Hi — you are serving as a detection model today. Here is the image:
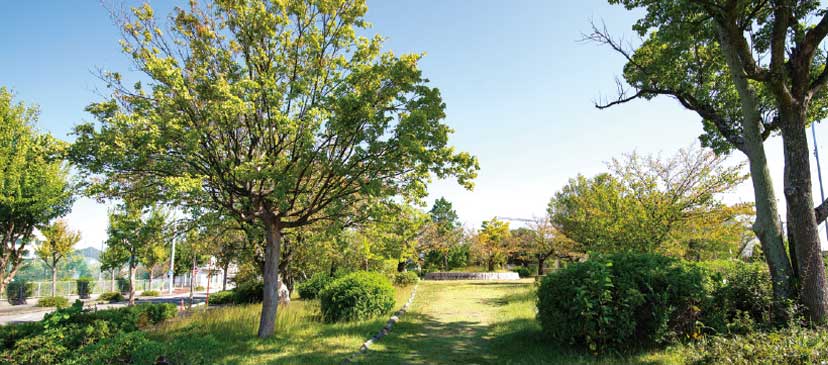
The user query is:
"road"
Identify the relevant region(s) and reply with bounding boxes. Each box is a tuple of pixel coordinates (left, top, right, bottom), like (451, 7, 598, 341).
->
(0, 293, 208, 325)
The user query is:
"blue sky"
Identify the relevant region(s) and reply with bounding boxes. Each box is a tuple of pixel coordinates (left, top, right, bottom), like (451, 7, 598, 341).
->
(2, 1, 826, 249)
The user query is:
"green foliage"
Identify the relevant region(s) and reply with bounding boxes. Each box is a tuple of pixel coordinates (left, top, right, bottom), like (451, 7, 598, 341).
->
(233, 281, 265, 304)
(141, 290, 160, 297)
(36, 296, 69, 308)
(548, 147, 750, 256)
(65, 331, 162, 365)
(0, 300, 176, 365)
(472, 218, 513, 271)
(116, 277, 130, 293)
(6, 281, 33, 305)
(297, 272, 334, 300)
(76, 277, 94, 299)
(511, 266, 531, 278)
(0, 87, 73, 296)
(319, 271, 395, 323)
(700, 260, 774, 333)
(537, 253, 709, 353)
(98, 291, 125, 303)
(688, 326, 828, 365)
(209, 290, 237, 305)
(393, 271, 419, 287)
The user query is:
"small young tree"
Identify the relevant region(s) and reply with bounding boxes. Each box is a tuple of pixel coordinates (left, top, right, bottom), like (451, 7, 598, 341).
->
(523, 215, 577, 275)
(0, 87, 73, 295)
(104, 204, 167, 305)
(472, 218, 513, 271)
(36, 220, 81, 296)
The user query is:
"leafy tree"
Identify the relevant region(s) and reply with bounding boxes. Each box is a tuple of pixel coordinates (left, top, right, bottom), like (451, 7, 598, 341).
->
(71, 0, 477, 337)
(549, 145, 748, 254)
(522, 215, 578, 275)
(472, 218, 512, 271)
(420, 198, 464, 270)
(36, 220, 81, 296)
(0, 87, 73, 295)
(606, 0, 828, 324)
(104, 204, 167, 305)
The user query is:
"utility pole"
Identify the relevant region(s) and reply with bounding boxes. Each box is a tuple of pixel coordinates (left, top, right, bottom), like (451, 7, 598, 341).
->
(812, 123, 828, 244)
(168, 230, 176, 295)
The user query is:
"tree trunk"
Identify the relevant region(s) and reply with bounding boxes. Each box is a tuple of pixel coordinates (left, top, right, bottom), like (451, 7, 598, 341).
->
(716, 26, 794, 320)
(788, 209, 800, 280)
(258, 214, 282, 339)
(128, 258, 136, 306)
(443, 252, 448, 271)
(222, 262, 229, 292)
(148, 270, 154, 292)
(189, 256, 195, 308)
(51, 266, 57, 297)
(537, 255, 545, 276)
(781, 113, 828, 323)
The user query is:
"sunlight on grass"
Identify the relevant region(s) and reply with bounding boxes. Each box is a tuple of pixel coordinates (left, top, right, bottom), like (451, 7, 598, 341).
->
(147, 286, 414, 365)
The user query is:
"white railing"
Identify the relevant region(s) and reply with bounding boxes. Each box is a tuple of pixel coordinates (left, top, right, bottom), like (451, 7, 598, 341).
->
(3, 275, 226, 300)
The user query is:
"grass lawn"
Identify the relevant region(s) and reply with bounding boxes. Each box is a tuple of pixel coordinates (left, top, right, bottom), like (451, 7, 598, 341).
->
(353, 279, 689, 365)
(144, 286, 414, 365)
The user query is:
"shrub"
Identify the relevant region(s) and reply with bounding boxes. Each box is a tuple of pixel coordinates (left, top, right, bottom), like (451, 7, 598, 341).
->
(233, 281, 264, 303)
(6, 281, 33, 305)
(511, 266, 531, 278)
(320, 271, 395, 323)
(142, 290, 160, 297)
(688, 326, 828, 365)
(98, 291, 125, 303)
(209, 290, 237, 305)
(700, 260, 774, 333)
(65, 331, 164, 365)
(297, 273, 333, 299)
(195, 285, 205, 291)
(37, 296, 69, 308)
(537, 253, 708, 353)
(117, 277, 130, 293)
(393, 271, 419, 287)
(76, 277, 94, 299)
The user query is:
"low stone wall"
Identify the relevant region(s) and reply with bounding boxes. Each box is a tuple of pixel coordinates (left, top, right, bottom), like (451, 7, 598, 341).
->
(424, 272, 520, 280)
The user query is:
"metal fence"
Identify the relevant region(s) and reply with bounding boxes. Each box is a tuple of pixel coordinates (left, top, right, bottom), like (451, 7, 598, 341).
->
(2, 275, 226, 300)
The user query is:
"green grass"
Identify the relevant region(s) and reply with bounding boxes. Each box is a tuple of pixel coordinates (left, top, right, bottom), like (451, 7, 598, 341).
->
(144, 285, 414, 365)
(353, 280, 688, 365)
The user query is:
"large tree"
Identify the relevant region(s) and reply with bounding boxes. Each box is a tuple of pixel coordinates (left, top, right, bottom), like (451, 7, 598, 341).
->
(36, 220, 81, 297)
(521, 215, 578, 275)
(605, 0, 828, 323)
(472, 218, 513, 271)
(0, 87, 73, 295)
(71, 0, 477, 337)
(549, 145, 749, 254)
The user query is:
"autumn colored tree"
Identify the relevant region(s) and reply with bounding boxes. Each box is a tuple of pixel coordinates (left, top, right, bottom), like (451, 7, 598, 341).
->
(0, 87, 73, 295)
(472, 218, 513, 271)
(37, 220, 81, 296)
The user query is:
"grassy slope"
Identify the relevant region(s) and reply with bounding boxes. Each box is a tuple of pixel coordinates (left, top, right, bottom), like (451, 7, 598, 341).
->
(146, 286, 414, 365)
(355, 280, 686, 365)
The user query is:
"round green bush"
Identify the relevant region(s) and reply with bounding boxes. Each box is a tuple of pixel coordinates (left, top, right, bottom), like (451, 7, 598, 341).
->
(141, 290, 160, 297)
(208, 290, 237, 305)
(6, 281, 33, 305)
(319, 271, 395, 323)
(37, 296, 69, 308)
(98, 292, 125, 303)
(297, 273, 333, 299)
(537, 253, 709, 353)
(511, 266, 531, 278)
(233, 281, 264, 303)
(76, 278, 94, 299)
(393, 271, 419, 287)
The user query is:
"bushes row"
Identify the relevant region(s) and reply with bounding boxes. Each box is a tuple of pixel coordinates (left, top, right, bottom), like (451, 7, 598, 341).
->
(537, 253, 774, 354)
(0, 300, 177, 365)
(98, 291, 125, 303)
(687, 326, 828, 365)
(141, 290, 160, 297)
(320, 271, 395, 323)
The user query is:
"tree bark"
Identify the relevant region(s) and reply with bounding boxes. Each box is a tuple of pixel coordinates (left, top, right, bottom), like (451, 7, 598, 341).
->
(781, 113, 828, 323)
(128, 257, 136, 306)
(537, 256, 545, 276)
(148, 270, 154, 292)
(716, 25, 794, 319)
(222, 262, 229, 292)
(258, 214, 282, 339)
(189, 256, 195, 308)
(51, 266, 57, 297)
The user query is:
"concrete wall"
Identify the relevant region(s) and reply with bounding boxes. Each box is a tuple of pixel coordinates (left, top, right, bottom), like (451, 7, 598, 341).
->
(424, 272, 520, 280)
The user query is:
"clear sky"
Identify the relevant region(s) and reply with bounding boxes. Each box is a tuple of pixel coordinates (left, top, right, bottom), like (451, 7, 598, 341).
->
(2, 1, 827, 249)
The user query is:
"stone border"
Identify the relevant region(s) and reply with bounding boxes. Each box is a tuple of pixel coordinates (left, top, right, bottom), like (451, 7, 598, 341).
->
(341, 283, 418, 364)
(424, 272, 520, 280)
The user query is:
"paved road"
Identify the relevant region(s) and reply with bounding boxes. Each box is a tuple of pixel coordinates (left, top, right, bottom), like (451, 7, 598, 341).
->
(0, 293, 208, 325)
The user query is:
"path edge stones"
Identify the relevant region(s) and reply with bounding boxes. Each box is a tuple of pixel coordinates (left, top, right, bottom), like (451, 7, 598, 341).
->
(341, 282, 419, 364)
